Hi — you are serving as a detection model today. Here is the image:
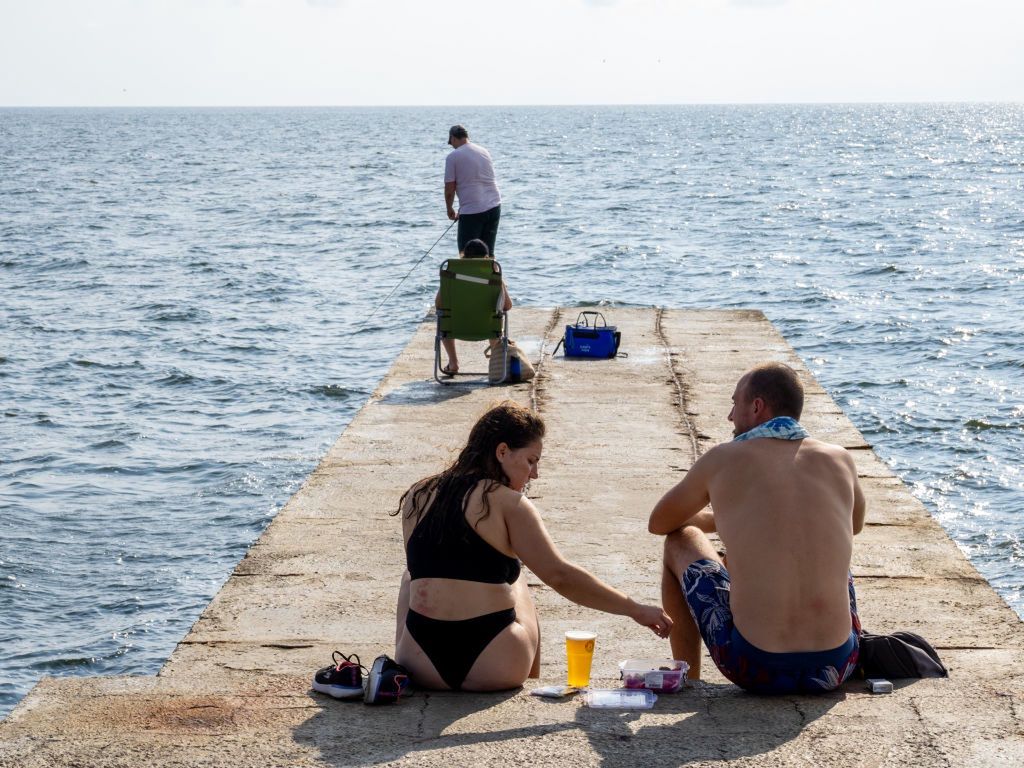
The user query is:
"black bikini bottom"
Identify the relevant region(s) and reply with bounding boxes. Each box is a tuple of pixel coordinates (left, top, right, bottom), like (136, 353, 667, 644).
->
(405, 607, 517, 690)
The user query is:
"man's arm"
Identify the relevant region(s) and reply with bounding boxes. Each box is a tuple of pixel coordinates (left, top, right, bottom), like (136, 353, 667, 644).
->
(444, 181, 457, 220)
(838, 449, 866, 534)
(851, 459, 866, 535)
(648, 450, 718, 535)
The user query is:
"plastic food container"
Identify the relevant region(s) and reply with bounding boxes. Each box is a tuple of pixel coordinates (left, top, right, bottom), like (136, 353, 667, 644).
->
(618, 659, 689, 693)
(584, 689, 658, 709)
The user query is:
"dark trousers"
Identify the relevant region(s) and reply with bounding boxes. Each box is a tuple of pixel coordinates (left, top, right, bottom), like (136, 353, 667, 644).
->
(457, 205, 501, 256)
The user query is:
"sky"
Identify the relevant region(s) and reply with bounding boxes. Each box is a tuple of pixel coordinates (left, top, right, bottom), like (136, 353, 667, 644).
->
(1, 0, 1021, 106)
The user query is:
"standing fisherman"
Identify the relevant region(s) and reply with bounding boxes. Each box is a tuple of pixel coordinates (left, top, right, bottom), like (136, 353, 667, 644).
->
(444, 125, 502, 257)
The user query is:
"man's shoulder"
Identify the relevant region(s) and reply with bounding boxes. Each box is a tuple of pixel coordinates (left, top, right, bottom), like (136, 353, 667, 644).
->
(791, 438, 857, 480)
(710, 436, 849, 462)
(447, 143, 480, 164)
(703, 440, 748, 457)
(692, 441, 741, 470)
(697, 439, 768, 473)
(798, 437, 851, 458)
(464, 142, 491, 159)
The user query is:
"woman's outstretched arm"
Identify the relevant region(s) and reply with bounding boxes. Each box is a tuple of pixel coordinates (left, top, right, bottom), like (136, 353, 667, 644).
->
(504, 494, 672, 638)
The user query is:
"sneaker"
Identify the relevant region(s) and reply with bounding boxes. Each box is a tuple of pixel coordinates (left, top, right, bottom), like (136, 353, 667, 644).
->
(312, 651, 367, 700)
(364, 654, 411, 705)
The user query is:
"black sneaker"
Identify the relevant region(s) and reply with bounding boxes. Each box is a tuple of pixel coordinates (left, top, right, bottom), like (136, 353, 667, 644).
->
(312, 651, 367, 700)
(364, 654, 411, 705)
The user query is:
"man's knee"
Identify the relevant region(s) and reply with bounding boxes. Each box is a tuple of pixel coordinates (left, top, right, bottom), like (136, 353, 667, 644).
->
(663, 526, 714, 578)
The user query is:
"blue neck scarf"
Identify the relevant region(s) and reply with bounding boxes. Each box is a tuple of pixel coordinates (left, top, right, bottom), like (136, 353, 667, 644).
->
(733, 416, 809, 443)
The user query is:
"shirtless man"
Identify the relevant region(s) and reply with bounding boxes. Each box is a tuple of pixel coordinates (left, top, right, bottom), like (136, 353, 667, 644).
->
(649, 362, 866, 694)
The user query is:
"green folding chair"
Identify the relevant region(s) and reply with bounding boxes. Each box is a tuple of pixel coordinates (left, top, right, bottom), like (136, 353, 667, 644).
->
(434, 258, 509, 384)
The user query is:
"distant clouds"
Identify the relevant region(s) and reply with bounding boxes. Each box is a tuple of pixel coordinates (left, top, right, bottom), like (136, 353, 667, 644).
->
(306, 0, 343, 7)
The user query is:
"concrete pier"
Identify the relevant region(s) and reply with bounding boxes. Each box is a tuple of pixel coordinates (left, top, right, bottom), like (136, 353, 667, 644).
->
(2, 308, 1022, 767)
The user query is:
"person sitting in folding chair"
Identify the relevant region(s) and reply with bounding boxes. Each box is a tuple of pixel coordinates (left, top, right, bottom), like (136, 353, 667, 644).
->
(435, 239, 512, 377)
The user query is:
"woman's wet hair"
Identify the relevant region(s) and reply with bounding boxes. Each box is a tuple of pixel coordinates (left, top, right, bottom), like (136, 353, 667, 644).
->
(458, 401, 544, 476)
(395, 402, 545, 534)
(462, 239, 490, 258)
(745, 362, 804, 419)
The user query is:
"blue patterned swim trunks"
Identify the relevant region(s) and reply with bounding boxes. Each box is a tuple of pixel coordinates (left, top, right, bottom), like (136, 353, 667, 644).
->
(682, 559, 861, 694)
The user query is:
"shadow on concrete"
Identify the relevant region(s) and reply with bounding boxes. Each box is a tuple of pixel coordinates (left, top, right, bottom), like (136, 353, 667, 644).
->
(294, 689, 556, 766)
(379, 378, 529, 406)
(294, 683, 845, 766)
(574, 682, 845, 767)
(378, 378, 496, 405)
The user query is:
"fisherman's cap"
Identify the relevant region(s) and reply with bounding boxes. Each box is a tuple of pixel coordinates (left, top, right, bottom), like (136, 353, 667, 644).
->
(448, 124, 469, 140)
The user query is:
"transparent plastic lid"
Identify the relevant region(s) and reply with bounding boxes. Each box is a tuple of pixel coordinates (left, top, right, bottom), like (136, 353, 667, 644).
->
(617, 658, 690, 693)
(618, 659, 688, 674)
(583, 688, 658, 709)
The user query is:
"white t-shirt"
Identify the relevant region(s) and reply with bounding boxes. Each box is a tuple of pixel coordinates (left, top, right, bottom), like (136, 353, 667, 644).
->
(444, 142, 501, 215)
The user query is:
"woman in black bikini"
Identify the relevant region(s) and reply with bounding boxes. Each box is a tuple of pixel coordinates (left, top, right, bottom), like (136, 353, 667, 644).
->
(392, 401, 672, 691)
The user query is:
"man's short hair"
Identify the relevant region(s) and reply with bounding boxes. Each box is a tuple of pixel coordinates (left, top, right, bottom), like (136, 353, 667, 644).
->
(744, 362, 804, 419)
(462, 239, 490, 258)
(448, 124, 469, 140)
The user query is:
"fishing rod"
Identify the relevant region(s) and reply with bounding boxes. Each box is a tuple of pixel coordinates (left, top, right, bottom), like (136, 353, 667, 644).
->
(350, 218, 457, 336)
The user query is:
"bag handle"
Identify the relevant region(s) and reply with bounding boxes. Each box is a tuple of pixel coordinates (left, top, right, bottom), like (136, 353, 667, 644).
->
(484, 335, 510, 359)
(575, 311, 607, 328)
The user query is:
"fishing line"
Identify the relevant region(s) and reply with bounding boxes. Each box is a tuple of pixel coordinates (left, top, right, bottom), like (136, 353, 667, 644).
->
(350, 218, 457, 337)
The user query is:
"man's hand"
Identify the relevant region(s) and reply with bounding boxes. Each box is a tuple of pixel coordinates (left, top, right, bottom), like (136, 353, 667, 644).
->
(444, 181, 457, 220)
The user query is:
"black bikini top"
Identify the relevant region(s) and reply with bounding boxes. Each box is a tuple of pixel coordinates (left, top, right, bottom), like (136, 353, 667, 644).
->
(406, 476, 521, 585)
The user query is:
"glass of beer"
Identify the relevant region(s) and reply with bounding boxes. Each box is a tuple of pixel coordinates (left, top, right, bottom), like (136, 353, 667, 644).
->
(565, 630, 597, 688)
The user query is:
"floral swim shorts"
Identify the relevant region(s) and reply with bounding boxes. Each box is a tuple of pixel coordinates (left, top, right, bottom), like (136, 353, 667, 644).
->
(681, 559, 861, 694)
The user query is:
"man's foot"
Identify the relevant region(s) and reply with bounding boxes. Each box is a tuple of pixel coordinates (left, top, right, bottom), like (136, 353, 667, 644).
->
(440, 363, 458, 377)
(312, 651, 367, 700)
(364, 654, 412, 705)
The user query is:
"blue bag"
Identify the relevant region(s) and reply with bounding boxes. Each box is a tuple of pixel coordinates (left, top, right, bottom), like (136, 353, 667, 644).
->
(554, 312, 622, 358)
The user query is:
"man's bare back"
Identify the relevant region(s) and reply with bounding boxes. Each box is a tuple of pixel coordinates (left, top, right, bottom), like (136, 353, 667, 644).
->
(695, 436, 863, 651)
(649, 362, 866, 692)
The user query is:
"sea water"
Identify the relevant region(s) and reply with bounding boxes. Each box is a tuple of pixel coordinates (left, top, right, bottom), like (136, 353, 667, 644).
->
(1, 104, 1021, 716)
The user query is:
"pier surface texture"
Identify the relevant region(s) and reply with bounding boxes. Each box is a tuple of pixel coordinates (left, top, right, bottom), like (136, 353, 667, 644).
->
(2, 309, 1022, 767)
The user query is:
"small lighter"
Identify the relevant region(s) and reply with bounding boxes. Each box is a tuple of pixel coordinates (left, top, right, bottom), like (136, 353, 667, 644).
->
(866, 678, 893, 694)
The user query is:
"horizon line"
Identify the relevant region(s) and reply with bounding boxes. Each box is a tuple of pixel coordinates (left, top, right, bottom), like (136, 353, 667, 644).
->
(2, 99, 1021, 109)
